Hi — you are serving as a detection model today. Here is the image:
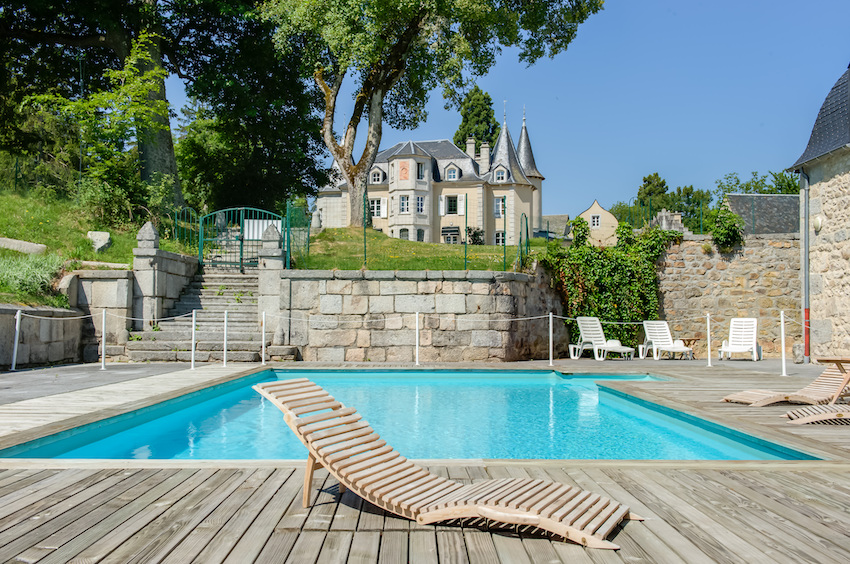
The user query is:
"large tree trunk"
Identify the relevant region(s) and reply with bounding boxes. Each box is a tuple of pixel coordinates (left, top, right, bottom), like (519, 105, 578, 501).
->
(137, 30, 184, 207)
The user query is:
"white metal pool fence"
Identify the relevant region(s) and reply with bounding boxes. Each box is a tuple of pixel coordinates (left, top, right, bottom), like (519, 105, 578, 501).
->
(8, 307, 807, 375)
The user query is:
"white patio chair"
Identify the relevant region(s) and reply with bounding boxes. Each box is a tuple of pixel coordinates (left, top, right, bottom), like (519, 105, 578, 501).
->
(569, 317, 634, 361)
(719, 317, 761, 361)
(640, 320, 693, 360)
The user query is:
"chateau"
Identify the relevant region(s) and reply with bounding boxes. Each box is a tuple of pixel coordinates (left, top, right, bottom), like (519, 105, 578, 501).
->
(315, 116, 544, 245)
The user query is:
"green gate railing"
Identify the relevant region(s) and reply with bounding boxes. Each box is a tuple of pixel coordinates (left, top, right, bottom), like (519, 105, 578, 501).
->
(199, 207, 283, 270)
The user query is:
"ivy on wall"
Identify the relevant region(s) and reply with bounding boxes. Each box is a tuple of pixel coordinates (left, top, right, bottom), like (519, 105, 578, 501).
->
(541, 219, 681, 347)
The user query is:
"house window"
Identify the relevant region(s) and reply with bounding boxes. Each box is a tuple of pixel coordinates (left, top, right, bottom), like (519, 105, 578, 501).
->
(495, 169, 506, 182)
(400, 195, 410, 214)
(416, 196, 425, 214)
(416, 162, 425, 180)
(494, 197, 505, 218)
(446, 195, 458, 214)
(445, 234, 459, 244)
(399, 228, 409, 240)
(370, 198, 381, 217)
(417, 229, 425, 242)
(446, 168, 458, 181)
(495, 231, 505, 246)
(370, 170, 382, 184)
(591, 214, 601, 228)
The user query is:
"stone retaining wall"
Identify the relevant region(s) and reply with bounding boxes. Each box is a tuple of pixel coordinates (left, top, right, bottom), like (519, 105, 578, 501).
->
(259, 260, 567, 362)
(657, 234, 802, 358)
(0, 305, 83, 368)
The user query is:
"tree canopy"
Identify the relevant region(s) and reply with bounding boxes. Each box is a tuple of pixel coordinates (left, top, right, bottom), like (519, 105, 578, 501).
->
(261, 0, 604, 225)
(453, 85, 500, 153)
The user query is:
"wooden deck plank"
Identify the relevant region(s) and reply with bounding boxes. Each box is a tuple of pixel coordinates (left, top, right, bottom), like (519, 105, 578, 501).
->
(161, 468, 276, 564)
(409, 530, 439, 564)
(302, 472, 340, 531)
(347, 530, 380, 564)
(98, 469, 242, 564)
(283, 529, 326, 564)
(377, 530, 408, 564)
(491, 532, 532, 563)
(315, 530, 354, 564)
(462, 530, 500, 564)
(436, 531, 469, 564)
(329, 484, 363, 531)
(67, 468, 210, 564)
(220, 468, 299, 564)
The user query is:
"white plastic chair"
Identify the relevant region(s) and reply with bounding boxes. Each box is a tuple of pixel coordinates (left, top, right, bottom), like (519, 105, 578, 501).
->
(641, 320, 693, 360)
(719, 318, 761, 361)
(569, 317, 634, 361)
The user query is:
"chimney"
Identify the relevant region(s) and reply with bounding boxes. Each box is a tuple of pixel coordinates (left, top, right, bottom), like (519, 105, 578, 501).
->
(466, 137, 476, 158)
(479, 142, 490, 174)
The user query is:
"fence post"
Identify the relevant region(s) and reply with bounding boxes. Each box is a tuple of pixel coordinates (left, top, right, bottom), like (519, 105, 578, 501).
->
(100, 309, 106, 371)
(549, 312, 553, 367)
(11, 309, 21, 371)
(191, 309, 196, 370)
(415, 312, 420, 366)
(262, 311, 266, 366)
(780, 311, 787, 377)
(706, 313, 712, 367)
(223, 310, 228, 367)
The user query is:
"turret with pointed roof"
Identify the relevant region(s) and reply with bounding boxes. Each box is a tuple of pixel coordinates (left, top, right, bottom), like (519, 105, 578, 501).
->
(517, 113, 544, 180)
(488, 118, 532, 185)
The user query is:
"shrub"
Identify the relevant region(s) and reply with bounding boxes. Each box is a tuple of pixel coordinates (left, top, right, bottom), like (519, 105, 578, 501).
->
(712, 208, 745, 252)
(0, 253, 65, 295)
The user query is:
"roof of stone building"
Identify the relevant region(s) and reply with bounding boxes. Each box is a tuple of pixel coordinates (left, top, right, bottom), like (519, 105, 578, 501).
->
(488, 120, 532, 185)
(793, 65, 850, 168)
(375, 139, 483, 182)
(725, 193, 800, 234)
(517, 115, 543, 179)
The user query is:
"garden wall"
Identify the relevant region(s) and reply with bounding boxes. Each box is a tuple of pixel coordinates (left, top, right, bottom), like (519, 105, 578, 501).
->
(656, 234, 802, 358)
(0, 305, 83, 368)
(258, 245, 567, 362)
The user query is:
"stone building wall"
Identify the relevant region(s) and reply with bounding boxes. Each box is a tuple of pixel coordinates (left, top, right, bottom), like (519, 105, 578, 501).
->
(657, 234, 802, 358)
(259, 262, 567, 362)
(805, 149, 850, 357)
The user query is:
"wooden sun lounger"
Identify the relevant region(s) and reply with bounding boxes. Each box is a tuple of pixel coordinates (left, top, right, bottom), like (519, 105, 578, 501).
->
(253, 378, 641, 550)
(723, 359, 850, 407)
(785, 403, 850, 425)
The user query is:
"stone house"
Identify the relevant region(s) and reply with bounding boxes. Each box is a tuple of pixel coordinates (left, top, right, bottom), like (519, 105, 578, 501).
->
(316, 116, 544, 246)
(578, 200, 619, 247)
(791, 64, 850, 357)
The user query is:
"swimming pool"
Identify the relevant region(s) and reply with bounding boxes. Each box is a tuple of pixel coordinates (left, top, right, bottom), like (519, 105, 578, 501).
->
(0, 369, 815, 460)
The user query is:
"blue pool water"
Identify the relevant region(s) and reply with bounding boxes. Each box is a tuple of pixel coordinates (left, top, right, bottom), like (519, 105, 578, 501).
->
(0, 369, 815, 460)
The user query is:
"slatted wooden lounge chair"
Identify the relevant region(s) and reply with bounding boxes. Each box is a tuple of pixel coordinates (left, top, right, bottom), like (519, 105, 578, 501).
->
(722, 365, 850, 407)
(253, 378, 641, 550)
(569, 317, 635, 361)
(640, 320, 693, 360)
(784, 403, 850, 425)
(718, 318, 761, 361)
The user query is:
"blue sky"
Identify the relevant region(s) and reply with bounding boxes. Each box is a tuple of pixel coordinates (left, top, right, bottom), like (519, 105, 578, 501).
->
(168, 0, 850, 219)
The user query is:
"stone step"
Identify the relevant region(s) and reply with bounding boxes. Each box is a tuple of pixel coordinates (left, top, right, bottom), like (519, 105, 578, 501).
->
(128, 350, 261, 362)
(126, 340, 265, 351)
(159, 311, 257, 322)
(129, 330, 261, 341)
(168, 303, 258, 312)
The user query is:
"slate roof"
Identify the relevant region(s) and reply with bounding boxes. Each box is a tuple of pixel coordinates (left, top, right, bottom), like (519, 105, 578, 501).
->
(793, 66, 850, 168)
(726, 194, 800, 235)
(375, 139, 483, 182)
(488, 121, 532, 186)
(517, 116, 543, 179)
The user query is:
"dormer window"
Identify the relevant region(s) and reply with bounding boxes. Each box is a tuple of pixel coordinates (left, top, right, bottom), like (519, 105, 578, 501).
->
(370, 170, 382, 184)
(495, 169, 506, 182)
(446, 167, 458, 181)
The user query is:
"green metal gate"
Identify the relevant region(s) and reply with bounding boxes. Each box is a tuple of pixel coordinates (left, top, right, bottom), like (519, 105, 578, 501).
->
(199, 207, 282, 270)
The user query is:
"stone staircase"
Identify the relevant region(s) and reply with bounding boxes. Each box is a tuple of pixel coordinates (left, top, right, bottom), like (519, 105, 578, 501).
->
(126, 270, 277, 362)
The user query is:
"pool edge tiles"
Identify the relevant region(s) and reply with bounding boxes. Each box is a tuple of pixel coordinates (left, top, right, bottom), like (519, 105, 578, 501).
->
(0, 368, 812, 460)
(597, 385, 820, 461)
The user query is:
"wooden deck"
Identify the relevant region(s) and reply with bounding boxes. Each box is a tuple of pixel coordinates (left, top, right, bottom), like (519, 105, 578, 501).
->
(1, 359, 850, 562)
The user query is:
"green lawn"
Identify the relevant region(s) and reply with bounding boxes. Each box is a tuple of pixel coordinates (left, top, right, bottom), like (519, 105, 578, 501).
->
(301, 227, 543, 271)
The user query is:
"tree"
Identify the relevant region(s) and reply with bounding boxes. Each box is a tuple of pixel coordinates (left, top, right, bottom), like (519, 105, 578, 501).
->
(637, 172, 671, 213)
(453, 86, 499, 153)
(261, 0, 604, 226)
(713, 170, 799, 199)
(0, 0, 185, 205)
(175, 12, 329, 211)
